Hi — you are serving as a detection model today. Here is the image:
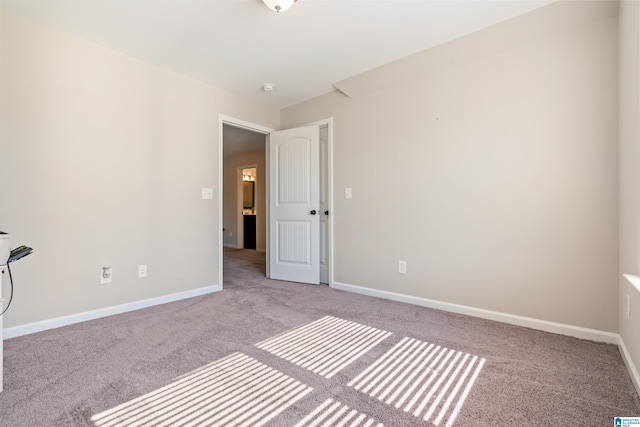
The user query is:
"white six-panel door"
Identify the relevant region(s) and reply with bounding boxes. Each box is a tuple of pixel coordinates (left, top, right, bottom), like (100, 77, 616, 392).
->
(269, 125, 320, 284)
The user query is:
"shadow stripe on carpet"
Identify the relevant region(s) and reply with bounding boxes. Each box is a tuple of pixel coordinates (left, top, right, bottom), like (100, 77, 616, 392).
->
(294, 398, 384, 427)
(348, 337, 486, 427)
(90, 352, 313, 427)
(255, 315, 392, 378)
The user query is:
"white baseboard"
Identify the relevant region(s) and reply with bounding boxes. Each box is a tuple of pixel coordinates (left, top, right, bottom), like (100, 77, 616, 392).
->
(332, 281, 619, 344)
(3, 284, 221, 340)
(618, 336, 640, 396)
(332, 281, 640, 394)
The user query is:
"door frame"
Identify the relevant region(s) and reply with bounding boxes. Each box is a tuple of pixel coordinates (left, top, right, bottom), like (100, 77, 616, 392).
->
(219, 115, 273, 289)
(218, 114, 334, 290)
(306, 118, 334, 286)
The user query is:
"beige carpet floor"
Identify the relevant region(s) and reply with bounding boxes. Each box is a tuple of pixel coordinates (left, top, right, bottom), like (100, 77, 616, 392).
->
(0, 248, 638, 426)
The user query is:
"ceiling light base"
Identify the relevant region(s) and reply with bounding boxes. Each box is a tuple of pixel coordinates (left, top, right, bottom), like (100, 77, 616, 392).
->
(263, 0, 297, 13)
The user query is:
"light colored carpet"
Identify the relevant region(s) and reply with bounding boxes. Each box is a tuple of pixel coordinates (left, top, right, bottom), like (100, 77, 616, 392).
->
(256, 315, 392, 379)
(91, 352, 313, 427)
(0, 248, 638, 426)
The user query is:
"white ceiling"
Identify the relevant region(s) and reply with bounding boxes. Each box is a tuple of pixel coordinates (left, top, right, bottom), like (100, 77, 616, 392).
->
(2, 0, 556, 109)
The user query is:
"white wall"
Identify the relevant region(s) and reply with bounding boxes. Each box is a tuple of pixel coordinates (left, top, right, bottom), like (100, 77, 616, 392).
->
(0, 12, 279, 328)
(282, 1, 619, 332)
(618, 0, 640, 389)
(223, 149, 266, 251)
(0, 1, 630, 342)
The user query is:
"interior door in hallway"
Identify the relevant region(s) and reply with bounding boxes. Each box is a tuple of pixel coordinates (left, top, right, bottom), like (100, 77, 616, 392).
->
(269, 125, 320, 284)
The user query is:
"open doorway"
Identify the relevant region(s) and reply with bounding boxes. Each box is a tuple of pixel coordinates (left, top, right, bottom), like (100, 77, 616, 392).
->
(222, 125, 267, 253)
(218, 115, 333, 290)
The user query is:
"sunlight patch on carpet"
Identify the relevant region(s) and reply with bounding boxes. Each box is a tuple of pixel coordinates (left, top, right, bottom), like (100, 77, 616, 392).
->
(348, 337, 485, 426)
(294, 398, 384, 427)
(90, 352, 312, 427)
(256, 316, 392, 378)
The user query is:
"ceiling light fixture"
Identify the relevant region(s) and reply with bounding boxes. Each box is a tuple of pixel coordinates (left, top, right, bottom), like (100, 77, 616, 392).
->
(262, 0, 297, 13)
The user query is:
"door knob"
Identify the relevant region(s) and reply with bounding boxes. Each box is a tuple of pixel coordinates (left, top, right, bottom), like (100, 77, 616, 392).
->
(310, 210, 317, 215)
(324, 210, 329, 215)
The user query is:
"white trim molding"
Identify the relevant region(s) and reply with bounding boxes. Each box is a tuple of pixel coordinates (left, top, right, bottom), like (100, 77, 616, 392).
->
(622, 274, 640, 395)
(3, 285, 220, 339)
(304, 118, 334, 288)
(332, 281, 619, 344)
(619, 336, 640, 396)
(332, 280, 640, 395)
(623, 274, 640, 293)
(218, 114, 274, 290)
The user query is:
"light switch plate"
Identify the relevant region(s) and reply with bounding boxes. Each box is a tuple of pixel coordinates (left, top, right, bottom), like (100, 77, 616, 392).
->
(398, 260, 407, 275)
(202, 187, 214, 200)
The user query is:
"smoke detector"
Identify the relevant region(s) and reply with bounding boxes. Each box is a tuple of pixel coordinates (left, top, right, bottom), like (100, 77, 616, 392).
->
(262, 83, 275, 92)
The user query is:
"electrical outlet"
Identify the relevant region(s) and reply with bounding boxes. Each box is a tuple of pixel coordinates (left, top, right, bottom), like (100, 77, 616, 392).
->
(138, 264, 147, 278)
(100, 267, 112, 284)
(398, 260, 407, 275)
(627, 294, 631, 320)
